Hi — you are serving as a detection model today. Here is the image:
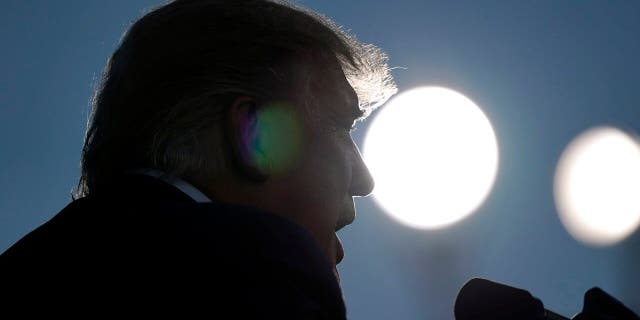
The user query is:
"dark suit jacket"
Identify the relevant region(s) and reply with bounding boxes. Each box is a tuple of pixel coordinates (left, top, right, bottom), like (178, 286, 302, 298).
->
(0, 174, 346, 319)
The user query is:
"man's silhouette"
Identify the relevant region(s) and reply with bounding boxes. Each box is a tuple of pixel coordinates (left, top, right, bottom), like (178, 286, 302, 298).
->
(0, 0, 396, 317)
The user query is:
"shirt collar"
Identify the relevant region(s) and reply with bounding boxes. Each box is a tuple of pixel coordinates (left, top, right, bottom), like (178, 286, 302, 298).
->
(132, 168, 212, 203)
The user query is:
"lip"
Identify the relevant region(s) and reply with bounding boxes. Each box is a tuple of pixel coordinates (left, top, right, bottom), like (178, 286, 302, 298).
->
(335, 233, 344, 264)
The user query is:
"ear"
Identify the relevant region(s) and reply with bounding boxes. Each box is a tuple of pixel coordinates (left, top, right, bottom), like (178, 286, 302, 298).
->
(228, 96, 269, 182)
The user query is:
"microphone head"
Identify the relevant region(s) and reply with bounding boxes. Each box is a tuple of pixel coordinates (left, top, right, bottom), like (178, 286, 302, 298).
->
(454, 278, 546, 320)
(580, 287, 640, 320)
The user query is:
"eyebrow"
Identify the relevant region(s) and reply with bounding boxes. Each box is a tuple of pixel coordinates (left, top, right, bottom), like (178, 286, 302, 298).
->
(346, 89, 363, 120)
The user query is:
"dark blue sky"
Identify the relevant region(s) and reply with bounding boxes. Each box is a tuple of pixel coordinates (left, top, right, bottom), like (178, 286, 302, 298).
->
(1, 1, 639, 318)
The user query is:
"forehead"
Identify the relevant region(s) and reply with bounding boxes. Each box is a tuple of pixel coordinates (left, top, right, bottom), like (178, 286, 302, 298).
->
(311, 60, 362, 121)
(279, 53, 363, 125)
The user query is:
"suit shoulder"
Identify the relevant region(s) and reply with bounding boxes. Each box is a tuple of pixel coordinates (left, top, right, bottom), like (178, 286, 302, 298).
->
(0, 197, 99, 262)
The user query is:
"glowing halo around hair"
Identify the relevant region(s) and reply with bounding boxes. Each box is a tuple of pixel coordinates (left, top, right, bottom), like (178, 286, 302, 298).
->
(363, 86, 499, 229)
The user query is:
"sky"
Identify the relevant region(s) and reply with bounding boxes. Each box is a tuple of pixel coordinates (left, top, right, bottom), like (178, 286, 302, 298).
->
(1, 1, 639, 318)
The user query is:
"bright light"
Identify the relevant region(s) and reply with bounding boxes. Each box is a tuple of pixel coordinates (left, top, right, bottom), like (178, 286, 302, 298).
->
(554, 126, 640, 246)
(363, 86, 499, 229)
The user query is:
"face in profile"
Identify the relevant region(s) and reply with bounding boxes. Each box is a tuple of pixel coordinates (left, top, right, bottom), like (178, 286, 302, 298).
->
(255, 63, 375, 282)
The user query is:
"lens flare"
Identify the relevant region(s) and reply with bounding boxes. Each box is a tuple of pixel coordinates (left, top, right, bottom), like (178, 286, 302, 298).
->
(554, 126, 640, 246)
(363, 86, 499, 229)
(252, 102, 303, 175)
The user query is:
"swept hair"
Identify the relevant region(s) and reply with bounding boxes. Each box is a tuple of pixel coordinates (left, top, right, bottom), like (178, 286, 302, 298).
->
(75, 0, 396, 198)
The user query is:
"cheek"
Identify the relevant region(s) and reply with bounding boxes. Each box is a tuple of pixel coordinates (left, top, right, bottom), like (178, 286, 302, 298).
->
(283, 126, 351, 208)
(291, 140, 347, 214)
(310, 136, 351, 194)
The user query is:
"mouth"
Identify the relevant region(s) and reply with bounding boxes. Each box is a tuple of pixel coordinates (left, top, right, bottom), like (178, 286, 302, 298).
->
(335, 233, 344, 264)
(333, 233, 344, 283)
(332, 199, 353, 282)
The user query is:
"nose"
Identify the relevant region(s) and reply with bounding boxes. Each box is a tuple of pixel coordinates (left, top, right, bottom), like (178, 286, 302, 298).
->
(349, 140, 375, 197)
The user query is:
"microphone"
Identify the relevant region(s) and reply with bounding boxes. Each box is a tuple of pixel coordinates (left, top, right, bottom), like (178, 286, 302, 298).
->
(454, 278, 569, 320)
(573, 287, 640, 320)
